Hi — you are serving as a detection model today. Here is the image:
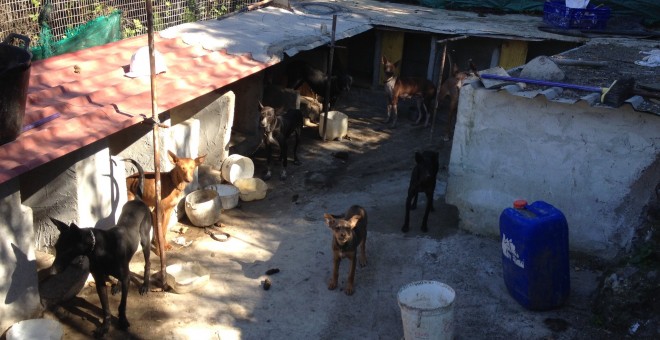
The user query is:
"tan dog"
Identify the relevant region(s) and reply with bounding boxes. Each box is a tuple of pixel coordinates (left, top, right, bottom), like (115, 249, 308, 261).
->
(126, 150, 206, 253)
(324, 205, 368, 295)
(439, 61, 475, 141)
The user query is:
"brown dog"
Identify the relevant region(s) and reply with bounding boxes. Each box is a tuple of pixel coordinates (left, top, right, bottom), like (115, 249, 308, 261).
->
(126, 150, 206, 253)
(439, 61, 476, 141)
(382, 56, 436, 128)
(324, 205, 368, 295)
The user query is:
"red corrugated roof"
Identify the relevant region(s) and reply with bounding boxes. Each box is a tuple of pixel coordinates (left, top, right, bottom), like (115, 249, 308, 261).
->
(0, 34, 273, 184)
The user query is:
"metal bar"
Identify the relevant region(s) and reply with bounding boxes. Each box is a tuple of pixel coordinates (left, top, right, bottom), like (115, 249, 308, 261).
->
(321, 15, 337, 141)
(146, 0, 167, 289)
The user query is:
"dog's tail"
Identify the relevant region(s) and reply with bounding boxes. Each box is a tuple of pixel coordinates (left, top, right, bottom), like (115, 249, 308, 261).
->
(123, 158, 145, 200)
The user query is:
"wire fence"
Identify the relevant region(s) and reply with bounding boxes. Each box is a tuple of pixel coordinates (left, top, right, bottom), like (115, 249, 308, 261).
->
(1, 0, 259, 44)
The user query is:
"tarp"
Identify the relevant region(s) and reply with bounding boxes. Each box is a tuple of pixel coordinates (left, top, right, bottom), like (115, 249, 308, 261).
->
(32, 10, 122, 60)
(417, 0, 660, 26)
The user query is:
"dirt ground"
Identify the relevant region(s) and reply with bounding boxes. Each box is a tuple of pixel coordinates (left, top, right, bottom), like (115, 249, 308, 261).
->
(36, 87, 623, 340)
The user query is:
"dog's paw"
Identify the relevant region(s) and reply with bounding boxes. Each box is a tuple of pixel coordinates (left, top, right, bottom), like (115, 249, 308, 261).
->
(139, 284, 149, 295)
(344, 285, 355, 296)
(359, 259, 367, 268)
(263, 171, 272, 181)
(328, 281, 338, 291)
(93, 324, 110, 338)
(421, 225, 429, 233)
(117, 316, 130, 330)
(401, 225, 410, 233)
(111, 283, 120, 295)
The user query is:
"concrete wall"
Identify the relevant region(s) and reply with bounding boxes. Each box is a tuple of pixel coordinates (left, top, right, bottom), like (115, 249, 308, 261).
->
(0, 179, 40, 332)
(446, 83, 660, 259)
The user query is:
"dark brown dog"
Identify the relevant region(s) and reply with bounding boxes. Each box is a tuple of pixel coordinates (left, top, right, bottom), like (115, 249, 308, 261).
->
(439, 61, 475, 141)
(324, 205, 368, 295)
(382, 56, 436, 128)
(259, 103, 303, 181)
(126, 150, 206, 253)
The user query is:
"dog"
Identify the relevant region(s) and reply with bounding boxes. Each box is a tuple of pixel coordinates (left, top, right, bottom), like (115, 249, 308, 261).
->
(258, 103, 303, 181)
(126, 150, 206, 253)
(438, 61, 476, 141)
(286, 60, 352, 109)
(324, 205, 368, 296)
(50, 159, 152, 337)
(402, 150, 439, 233)
(381, 56, 436, 128)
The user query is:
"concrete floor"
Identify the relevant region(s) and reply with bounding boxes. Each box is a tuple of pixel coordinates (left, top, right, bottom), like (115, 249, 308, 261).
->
(35, 88, 614, 339)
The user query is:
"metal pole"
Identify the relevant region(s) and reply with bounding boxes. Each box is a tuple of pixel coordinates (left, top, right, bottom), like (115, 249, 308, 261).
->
(146, 0, 167, 288)
(321, 15, 337, 141)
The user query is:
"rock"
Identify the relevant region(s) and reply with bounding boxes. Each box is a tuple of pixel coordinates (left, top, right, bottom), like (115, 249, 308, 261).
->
(520, 56, 565, 81)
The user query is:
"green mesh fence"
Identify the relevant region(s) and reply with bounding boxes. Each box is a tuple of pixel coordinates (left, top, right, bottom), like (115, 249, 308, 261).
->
(31, 10, 122, 61)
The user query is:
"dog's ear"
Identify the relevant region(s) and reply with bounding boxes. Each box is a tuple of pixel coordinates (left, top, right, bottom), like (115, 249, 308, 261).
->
(381, 56, 387, 65)
(259, 102, 264, 110)
(196, 154, 207, 165)
(348, 215, 361, 229)
(50, 218, 70, 233)
(167, 150, 178, 165)
(324, 213, 335, 228)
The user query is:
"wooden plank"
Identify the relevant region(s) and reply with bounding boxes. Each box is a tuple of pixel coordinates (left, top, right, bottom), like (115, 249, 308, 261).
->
(499, 40, 528, 70)
(380, 30, 405, 83)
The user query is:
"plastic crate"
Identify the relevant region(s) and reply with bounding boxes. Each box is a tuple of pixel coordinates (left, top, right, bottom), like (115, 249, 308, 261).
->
(543, 1, 610, 30)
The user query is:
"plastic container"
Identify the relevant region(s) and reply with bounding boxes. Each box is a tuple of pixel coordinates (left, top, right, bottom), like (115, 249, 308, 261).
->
(165, 262, 210, 294)
(184, 189, 222, 227)
(233, 177, 267, 201)
(220, 154, 254, 184)
(0, 33, 32, 145)
(499, 200, 570, 310)
(543, 1, 610, 30)
(319, 111, 348, 141)
(397, 280, 455, 340)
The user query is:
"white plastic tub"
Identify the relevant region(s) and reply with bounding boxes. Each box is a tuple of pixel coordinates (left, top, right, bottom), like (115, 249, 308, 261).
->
(205, 184, 240, 209)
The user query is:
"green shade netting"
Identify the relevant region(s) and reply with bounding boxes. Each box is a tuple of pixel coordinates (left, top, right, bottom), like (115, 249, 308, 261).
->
(32, 10, 122, 61)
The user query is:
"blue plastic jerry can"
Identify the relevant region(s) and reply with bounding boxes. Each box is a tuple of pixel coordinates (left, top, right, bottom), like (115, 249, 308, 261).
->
(499, 200, 570, 310)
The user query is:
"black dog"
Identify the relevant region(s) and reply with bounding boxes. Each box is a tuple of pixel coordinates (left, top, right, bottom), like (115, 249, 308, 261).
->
(286, 60, 352, 109)
(259, 103, 303, 181)
(402, 151, 439, 233)
(50, 159, 152, 337)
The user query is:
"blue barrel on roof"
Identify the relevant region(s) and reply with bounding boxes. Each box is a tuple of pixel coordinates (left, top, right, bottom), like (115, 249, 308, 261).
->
(499, 200, 570, 310)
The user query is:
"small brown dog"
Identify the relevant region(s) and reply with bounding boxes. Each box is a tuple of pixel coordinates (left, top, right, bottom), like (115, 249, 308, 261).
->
(324, 205, 368, 295)
(439, 61, 476, 141)
(126, 150, 206, 253)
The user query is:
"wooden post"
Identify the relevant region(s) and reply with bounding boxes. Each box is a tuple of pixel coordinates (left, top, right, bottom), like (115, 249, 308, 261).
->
(146, 0, 167, 289)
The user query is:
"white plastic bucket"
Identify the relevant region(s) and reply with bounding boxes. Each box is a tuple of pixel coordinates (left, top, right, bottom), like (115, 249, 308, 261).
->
(397, 280, 456, 340)
(319, 111, 348, 140)
(220, 154, 254, 184)
(205, 184, 240, 209)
